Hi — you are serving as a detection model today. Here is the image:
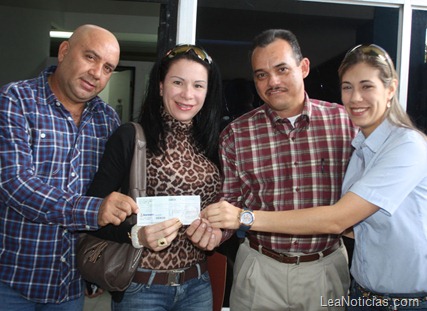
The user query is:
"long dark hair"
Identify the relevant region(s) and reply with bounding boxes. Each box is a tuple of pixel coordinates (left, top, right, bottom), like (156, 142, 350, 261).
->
(138, 46, 223, 164)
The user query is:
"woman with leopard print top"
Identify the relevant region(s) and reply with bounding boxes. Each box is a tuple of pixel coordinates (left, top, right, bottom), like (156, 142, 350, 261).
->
(85, 45, 223, 310)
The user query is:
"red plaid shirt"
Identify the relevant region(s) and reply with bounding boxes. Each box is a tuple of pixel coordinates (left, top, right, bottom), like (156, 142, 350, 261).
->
(220, 94, 357, 253)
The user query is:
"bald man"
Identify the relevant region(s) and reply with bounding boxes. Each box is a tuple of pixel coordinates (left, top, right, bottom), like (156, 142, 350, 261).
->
(0, 24, 138, 310)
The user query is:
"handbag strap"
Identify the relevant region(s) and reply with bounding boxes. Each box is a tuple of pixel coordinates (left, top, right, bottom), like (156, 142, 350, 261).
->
(128, 122, 147, 200)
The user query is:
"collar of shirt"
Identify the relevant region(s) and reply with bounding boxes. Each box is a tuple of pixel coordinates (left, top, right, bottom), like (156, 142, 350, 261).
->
(41, 66, 103, 113)
(263, 93, 311, 133)
(352, 119, 393, 165)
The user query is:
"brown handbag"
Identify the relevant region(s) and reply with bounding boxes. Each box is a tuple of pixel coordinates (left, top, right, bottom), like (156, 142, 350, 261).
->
(77, 122, 146, 292)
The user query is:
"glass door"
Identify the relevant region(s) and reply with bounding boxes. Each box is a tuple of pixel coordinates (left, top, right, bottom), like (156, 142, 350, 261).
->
(407, 9, 427, 132)
(196, 0, 399, 105)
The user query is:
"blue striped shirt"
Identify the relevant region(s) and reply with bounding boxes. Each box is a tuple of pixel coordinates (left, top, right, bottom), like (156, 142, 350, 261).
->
(0, 66, 120, 303)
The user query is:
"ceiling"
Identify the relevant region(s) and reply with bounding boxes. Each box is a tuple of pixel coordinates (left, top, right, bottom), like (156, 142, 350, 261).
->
(2, 0, 381, 90)
(1, 0, 375, 62)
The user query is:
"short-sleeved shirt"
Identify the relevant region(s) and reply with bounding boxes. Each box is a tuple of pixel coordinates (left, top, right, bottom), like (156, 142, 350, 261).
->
(0, 66, 120, 303)
(220, 94, 356, 253)
(342, 119, 427, 294)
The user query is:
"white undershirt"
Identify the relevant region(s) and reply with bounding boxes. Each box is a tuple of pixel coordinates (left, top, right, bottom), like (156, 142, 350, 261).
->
(287, 114, 301, 127)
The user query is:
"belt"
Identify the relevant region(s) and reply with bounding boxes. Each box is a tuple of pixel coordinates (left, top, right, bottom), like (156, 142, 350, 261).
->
(132, 261, 207, 286)
(356, 283, 427, 302)
(249, 239, 340, 264)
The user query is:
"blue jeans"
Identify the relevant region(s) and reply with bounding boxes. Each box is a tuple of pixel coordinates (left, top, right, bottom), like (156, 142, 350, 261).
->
(348, 280, 427, 311)
(112, 271, 212, 311)
(0, 281, 84, 311)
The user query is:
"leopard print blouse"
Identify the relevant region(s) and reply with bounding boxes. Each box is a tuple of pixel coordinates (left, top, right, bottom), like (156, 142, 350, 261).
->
(139, 112, 221, 270)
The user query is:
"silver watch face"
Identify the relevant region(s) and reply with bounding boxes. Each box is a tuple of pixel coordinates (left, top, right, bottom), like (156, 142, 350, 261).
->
(241, 211, 254, 225)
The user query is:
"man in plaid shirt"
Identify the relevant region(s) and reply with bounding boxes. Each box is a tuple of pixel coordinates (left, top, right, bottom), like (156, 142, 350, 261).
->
(198, 29, 358, 310)
(0, 24, 138, 310)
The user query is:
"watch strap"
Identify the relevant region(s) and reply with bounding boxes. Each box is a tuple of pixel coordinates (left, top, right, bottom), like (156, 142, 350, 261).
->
(236, 207, 253, 238)
(236, 228, 248, 238)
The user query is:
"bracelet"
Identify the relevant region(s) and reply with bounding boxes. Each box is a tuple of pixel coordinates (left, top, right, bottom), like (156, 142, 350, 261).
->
(130, 225, 144, 249)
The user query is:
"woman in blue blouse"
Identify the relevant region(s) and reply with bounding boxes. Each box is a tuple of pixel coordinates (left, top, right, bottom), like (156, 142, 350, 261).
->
(201, 44, 427, 310)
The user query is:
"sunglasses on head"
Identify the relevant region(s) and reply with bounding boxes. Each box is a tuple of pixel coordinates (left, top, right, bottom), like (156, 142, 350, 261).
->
(345, 44, 393, 74)
(164, 44, 212, 65)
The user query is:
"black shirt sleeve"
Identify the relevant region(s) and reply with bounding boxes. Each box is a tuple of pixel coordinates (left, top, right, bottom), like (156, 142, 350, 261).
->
(86, 123, 137, 243)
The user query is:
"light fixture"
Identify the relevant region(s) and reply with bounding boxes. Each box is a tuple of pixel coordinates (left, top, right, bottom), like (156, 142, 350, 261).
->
(49, 31, 73, 39)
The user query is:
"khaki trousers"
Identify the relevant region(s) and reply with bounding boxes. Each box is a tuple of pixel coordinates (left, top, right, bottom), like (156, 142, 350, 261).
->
(230, 239, 350, 311)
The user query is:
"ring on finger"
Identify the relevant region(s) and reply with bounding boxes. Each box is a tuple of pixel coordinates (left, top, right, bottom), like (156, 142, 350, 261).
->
(157, 237, 168, 247)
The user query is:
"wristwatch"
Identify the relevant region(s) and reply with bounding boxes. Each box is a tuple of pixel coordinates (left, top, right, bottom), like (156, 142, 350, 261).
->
(236, 207, 255, 238)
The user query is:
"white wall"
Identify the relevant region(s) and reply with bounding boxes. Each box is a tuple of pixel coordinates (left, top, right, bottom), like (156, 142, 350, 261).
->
(1, 2, 155, 121)
(118, 60, 154, 122)
(0, 0, 158, 83)
(98, 61, 154, 123)
(0, 5, 63, 85)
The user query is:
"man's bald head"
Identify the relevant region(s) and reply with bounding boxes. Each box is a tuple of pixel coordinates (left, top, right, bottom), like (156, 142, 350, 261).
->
(51, 24, 121, 108)
(69, 24, 120, 55)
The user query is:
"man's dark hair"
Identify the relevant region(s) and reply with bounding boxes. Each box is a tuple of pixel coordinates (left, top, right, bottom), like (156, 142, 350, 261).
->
(251, 29, 303, 64)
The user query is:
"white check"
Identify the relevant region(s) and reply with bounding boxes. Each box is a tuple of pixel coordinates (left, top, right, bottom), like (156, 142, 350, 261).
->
(136, 195, 201, 226)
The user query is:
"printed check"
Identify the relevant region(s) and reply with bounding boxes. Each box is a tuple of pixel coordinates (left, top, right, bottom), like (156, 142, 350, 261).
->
(136, 195, 201, 226)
